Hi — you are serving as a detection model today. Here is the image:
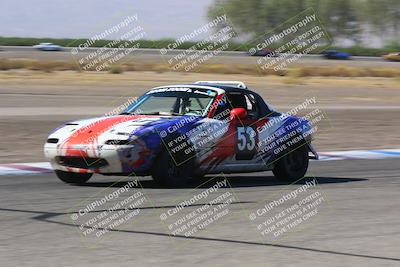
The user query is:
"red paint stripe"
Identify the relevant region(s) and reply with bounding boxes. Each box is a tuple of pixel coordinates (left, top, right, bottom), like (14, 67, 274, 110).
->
(208, 94, 224, 118)
(63, 116, 131, 146)
(61, 115, 151, 156)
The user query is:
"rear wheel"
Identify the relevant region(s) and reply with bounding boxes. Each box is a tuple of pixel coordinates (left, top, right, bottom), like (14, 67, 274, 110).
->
(272, 145, 309, 182)
(152, 149, 195, 187)
(55, 170, 92, 185)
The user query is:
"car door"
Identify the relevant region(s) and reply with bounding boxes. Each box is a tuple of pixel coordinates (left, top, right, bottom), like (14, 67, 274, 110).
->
(206, 90, 265, 171)
(199, 91, 267, 171)
(228, 92, 265, 164)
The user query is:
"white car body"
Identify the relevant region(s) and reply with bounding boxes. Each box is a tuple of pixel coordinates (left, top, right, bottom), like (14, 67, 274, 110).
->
(33, 43, 63, 51)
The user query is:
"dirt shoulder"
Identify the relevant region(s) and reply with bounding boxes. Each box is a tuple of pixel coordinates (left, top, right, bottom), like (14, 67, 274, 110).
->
(1, 70, 399, 106)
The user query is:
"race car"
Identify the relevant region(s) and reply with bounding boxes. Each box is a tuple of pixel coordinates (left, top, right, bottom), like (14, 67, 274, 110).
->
(322, 50, 351, 60)
(33, 43, 64, 51)
(383, 52, 400, 62)
(44, 81, 318, 186)
(249, 48, 279, 57)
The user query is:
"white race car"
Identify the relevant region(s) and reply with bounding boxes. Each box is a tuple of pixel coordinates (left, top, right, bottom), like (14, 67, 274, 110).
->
(33, 43, 63, 51)
(45, 81, 318, 186)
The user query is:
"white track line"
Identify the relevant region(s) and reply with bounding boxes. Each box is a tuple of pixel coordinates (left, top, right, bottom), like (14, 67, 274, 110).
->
(318, 149, 400, 161)
(0, 149, 399, 176)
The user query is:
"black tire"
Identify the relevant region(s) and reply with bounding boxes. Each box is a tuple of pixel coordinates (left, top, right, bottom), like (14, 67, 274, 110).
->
(193, 173, 205, 180)
(272, 145, 309, 182)
(152, 149, 195, 187)
(55, 170, 92, 185)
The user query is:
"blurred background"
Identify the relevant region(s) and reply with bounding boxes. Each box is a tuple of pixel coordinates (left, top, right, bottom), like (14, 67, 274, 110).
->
(1, 0, 399, 52)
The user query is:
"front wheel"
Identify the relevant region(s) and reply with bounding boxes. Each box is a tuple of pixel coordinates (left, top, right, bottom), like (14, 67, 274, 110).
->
(55, 170, 92, 185)
(272, 145, 309, 182)
(152, 149, 195, 187)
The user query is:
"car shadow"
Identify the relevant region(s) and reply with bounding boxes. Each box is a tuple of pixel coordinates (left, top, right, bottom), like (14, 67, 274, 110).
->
(82, 175, 367, 189)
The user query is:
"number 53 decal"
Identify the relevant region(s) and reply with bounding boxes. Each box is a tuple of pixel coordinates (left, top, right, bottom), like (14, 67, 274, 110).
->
(236, 126, 258, 160)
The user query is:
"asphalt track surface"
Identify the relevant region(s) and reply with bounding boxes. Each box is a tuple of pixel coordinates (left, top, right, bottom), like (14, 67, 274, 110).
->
(0, 70, 399, 266)
(1, 46, 399, 68)
(1, 158, 399, 266)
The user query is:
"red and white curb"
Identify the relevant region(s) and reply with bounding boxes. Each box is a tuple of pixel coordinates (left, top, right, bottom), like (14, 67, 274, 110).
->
(318, 148, 400, 161)
(0, 162, 52, 175)
(0, 149, 399, 176)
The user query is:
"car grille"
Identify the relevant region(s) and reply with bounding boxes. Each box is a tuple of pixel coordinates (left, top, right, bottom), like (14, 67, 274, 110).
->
(55, 156, 108, 169)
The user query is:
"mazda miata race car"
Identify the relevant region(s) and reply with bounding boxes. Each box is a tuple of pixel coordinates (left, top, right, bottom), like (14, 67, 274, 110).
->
(44, 81, 318, 186)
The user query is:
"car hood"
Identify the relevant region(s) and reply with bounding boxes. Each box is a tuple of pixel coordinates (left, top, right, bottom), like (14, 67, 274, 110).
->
(47, 114, 202, 147)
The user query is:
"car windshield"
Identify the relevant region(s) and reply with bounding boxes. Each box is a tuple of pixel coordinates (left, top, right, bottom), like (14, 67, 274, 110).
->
(121, 88, 217, 117)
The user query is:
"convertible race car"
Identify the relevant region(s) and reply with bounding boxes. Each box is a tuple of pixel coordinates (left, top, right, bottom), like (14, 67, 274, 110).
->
(44, 81, 318, 186)
(322, 50, 351, 60)
(33, 43, 64, 51)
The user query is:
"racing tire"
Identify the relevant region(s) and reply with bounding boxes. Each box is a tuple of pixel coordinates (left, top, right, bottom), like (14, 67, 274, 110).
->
(152, 149, 195, 187)
(55, 170, 92, 185)
(272, 145, 309, 182)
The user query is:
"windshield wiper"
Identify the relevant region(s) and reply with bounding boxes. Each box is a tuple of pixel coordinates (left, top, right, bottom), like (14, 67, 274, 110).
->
(159, 111, 181, 116)
(137, 111, 161, 115)
(120, 111, 161, 115)
(136, 111, 182, 116)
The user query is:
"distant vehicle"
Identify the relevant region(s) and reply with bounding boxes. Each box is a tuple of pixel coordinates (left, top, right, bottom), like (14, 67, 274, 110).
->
(33, 43, 63, 51)
(250, 48, 278, 57)
(383, 52, 400, 62)
(322, 50, 351, 60)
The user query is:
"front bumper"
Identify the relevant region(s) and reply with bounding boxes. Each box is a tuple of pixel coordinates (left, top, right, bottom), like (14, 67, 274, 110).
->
(44, 144, 138, 174)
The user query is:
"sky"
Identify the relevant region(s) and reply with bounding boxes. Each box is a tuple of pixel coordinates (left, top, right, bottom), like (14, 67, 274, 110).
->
(1, 0, 215, 40)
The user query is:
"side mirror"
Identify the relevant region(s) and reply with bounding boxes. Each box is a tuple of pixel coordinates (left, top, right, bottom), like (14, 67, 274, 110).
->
(230, 108, 247, 120)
